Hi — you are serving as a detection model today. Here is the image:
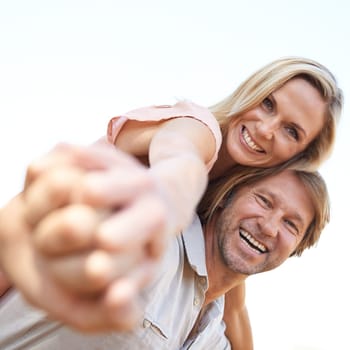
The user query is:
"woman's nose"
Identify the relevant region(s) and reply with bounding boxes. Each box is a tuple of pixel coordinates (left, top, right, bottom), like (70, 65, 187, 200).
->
(256, 118, 279, 140)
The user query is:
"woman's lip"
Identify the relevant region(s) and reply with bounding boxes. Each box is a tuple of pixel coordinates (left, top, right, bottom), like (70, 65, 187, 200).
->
(240, 126, 265, 154)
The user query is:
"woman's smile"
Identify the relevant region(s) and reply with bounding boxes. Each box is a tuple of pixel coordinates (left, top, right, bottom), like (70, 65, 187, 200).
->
(240, 126, 265, 154)
(226, 78, 326, 168)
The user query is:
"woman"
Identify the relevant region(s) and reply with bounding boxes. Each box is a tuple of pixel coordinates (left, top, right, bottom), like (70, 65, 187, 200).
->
(104, 56, 342, 236)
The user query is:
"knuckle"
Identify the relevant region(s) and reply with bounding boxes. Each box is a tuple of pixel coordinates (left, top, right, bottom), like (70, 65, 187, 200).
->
(44, 169, 82, 205)
(84, 251, 112, 288)
(26, 163, 40, 181)
(146, 197, 168, 230)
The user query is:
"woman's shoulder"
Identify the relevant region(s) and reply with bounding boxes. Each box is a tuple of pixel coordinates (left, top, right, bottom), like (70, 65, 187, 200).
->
(122, 100, 214, 122)
(107, 100, 222, 151)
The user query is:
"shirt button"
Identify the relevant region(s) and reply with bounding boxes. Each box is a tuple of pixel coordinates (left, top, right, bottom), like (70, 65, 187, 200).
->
(199, 277, 206, 286)
(194, 297, 200, 306)
(143, 319, 151, 328)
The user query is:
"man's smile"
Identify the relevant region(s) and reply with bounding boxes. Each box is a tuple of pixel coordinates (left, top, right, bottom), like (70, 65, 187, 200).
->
(239, 227, 268, 254)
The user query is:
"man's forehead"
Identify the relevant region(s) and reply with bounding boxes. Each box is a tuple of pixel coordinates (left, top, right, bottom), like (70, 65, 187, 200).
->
(239, 171, 308, 207)
(249, 170, 299, 189)
(240, 171, 314, 226)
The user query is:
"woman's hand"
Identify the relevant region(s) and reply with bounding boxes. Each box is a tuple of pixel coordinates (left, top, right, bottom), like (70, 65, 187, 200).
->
(0, 143, 173, 331)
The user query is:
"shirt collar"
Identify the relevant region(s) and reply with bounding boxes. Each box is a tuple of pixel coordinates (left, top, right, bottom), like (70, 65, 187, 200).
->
(182, 214, 208, 277)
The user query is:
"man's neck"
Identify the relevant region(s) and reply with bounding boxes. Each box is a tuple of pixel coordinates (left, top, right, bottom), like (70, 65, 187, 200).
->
(203, 220, 247, 306)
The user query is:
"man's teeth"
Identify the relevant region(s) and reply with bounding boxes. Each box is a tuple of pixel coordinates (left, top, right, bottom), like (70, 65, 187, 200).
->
(242, 128, 264, 152)
(240, 229, 267, 253)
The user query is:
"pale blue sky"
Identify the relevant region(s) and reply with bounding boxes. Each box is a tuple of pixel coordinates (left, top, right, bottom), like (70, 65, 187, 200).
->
(1, 1, 349, 349)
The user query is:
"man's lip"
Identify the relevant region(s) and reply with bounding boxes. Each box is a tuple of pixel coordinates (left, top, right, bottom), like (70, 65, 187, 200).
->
(239, 228, 268, 254)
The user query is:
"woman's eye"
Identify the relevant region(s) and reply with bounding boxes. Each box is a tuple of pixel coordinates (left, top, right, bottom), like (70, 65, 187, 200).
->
(262, 97, 274, 112)
(285, 126, 299, 141)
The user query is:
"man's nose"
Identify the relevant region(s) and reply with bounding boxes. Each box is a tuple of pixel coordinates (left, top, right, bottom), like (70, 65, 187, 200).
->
(256, 117, 279, 140)
(258, 215, 279, 238)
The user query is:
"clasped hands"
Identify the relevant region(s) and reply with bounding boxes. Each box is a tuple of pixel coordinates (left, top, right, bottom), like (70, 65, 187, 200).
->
(0, 142, 176, 332)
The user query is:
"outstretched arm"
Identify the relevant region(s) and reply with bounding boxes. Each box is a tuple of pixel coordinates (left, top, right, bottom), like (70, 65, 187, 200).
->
(0, 270, 10, 297)
(94, 113, 218, 252)
(113, 115, 217, 234)
(0, 105, 219, 330)
(224, 283, 254, 350)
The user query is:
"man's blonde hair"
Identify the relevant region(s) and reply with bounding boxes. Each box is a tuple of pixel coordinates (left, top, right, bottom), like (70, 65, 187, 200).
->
(198, 166, 329, 257)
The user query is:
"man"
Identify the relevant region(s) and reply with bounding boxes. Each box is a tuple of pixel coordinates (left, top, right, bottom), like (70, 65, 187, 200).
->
(0, 144, 329, 349)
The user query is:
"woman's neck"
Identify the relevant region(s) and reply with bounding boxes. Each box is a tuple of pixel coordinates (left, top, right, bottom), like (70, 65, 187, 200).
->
(209, 142, 237, 180)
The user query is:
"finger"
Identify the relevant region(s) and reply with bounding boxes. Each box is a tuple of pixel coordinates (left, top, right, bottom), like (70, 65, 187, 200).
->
(76, 168, 154, 207)
(95, 262, 157, 330)
(60, 292, 142, 332)
(23, 274, 142, 333)
(34, 204, 107, 256)
(103, 260, 157, 308)
(23, 166, 84, 226)
(24, 142, 141, 189)
(24, 143, 81, 189)
(73, 142, 143, 169)
(0, 195, 37, 289)
(44, 249, 144, 295)
(95, 193, 168, 257)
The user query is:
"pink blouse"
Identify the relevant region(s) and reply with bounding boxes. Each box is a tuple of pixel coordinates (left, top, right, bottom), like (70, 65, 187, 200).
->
(107, 100, 222, 170)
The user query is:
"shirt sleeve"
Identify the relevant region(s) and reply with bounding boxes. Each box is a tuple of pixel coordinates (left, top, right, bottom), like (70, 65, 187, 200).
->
(106, 100, 222, 171)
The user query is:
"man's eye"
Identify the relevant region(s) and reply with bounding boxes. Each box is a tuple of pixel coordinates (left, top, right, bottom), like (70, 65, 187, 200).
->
(262, 97, 274, 112)
(284, 219, 299, 235)
(256, 194, 271, 208)
(285, 126, 299, 141)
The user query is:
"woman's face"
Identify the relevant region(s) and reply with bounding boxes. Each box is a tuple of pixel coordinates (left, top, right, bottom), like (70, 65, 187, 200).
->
(226, 78, 326, 167)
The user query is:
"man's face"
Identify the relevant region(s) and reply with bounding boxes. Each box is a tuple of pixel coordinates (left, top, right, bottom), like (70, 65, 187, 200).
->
(215, 170, 315, 275)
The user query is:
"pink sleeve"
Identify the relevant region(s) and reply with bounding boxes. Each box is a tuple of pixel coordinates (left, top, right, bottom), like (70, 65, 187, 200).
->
(106, 100, 222, 171)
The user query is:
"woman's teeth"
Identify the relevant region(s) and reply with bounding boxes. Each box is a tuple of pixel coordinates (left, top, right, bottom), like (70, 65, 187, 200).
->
(242, 127, 264, 152)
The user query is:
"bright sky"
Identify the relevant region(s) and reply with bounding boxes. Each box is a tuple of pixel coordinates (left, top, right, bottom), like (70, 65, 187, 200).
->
(1, 1, 349, 349)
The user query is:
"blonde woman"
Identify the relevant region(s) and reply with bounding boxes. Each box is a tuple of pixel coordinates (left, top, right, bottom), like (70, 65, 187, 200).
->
(104, 56, 342, 236)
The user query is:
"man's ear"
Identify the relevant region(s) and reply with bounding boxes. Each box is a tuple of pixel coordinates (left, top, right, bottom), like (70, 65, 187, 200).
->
(217, 198, 226, 209)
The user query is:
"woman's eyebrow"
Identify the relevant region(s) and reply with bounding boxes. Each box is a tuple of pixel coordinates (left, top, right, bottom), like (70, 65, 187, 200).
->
(272, 92, 307, 138)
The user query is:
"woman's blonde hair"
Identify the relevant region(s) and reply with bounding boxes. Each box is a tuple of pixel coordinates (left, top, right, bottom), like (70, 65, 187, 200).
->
(198, 165, 330, 257)
(210, 57, 343, 170)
